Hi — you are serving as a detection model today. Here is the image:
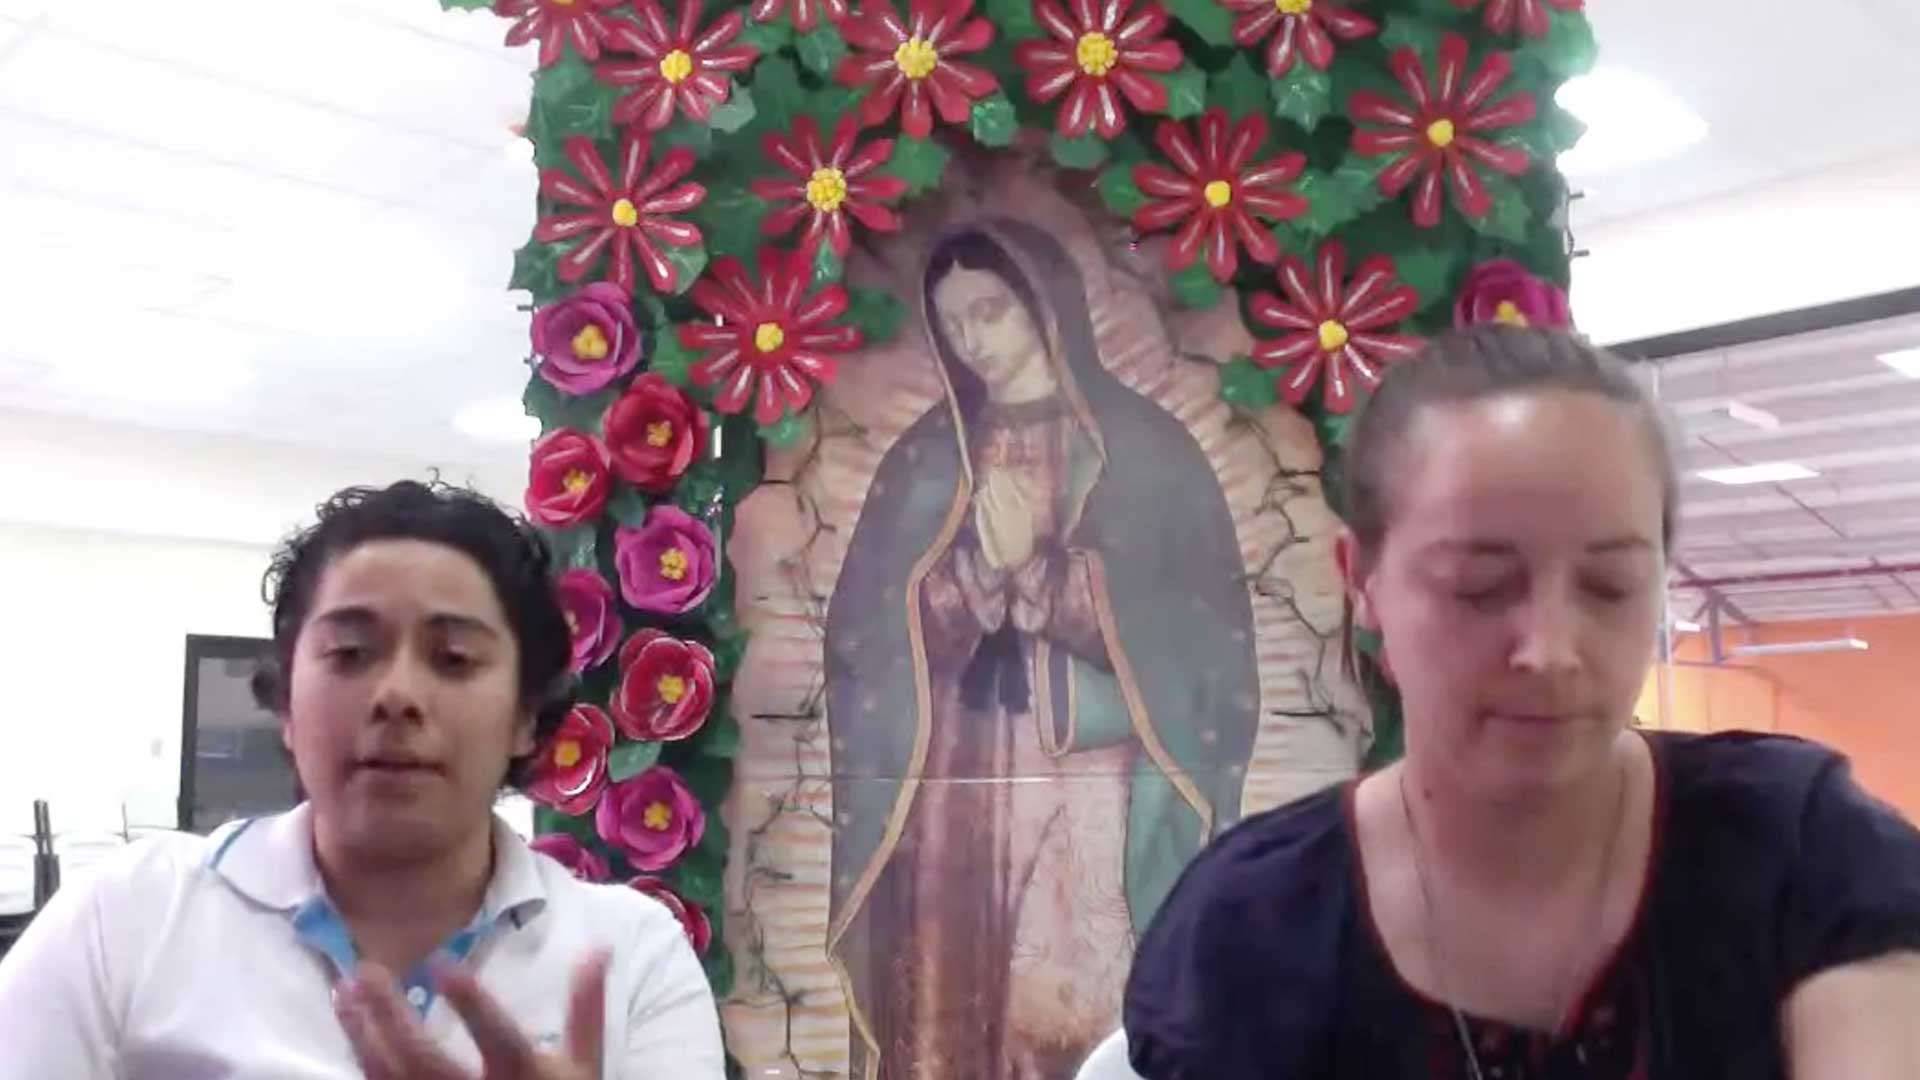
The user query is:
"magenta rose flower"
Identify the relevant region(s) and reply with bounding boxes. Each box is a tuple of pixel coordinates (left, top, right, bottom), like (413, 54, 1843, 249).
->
(613, 505, 718, 615)
(525, 427, 612, 529)
(530, 833, 612, 883)
(627, 875, 713, 953)
(1453, 259, 1571, 330)
(595, 765, 705, 872)
(532, 282, 644, 396)
(524, 704, 616, 816)
(556, 568, 620, 674)
(611, 629, 716, 742)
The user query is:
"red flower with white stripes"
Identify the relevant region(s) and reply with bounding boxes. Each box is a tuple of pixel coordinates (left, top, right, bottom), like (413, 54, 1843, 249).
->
(1131, 108, 1308, 283)
(1249, 240, 1423, 414)
(1453, 0, 1583, 39)
(535, 133, 706, 294)
(1219, 0, 1376, 77)
(835, 0, 998, 137)
(751, 114, 909, 257)
(598, 0, 759, 131)
(683, 248, 864, 424)
(1013, 0, 1183, 140)
(1348, 33, 1535, 227)
(750, 0, 848, 32)
(495, 0, 624, 68)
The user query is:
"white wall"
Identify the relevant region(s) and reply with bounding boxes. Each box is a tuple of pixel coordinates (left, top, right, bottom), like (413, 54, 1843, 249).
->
(1575, 149, 1920, 345)
(0, 409, 521, 836)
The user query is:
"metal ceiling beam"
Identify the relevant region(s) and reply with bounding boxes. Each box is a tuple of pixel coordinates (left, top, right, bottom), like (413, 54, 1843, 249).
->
(1684, 561, 1920, 589)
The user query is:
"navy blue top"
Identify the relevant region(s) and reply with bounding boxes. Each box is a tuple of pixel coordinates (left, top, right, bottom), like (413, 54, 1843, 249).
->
(1125, 732, 1920, 1079)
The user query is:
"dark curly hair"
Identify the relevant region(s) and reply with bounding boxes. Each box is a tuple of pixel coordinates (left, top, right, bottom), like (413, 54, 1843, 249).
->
(252, 479, 572, 790)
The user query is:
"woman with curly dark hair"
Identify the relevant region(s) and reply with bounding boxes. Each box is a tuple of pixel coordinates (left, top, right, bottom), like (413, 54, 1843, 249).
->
(0, 480, 723, 1080)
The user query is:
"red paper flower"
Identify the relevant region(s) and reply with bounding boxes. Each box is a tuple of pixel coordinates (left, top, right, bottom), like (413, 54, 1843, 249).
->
(628, 876, 713, 953)
(1248, 240, 1423, 414)
(683, 247, 863, 424)
(536, 133, 706, 295)
(750, 0, 848, 33)
(526, 427, 613, 528)
(599, 0, 759, 131)
(751, 114, 909, 258)
(1013, 0, 1182, 140)
(496, 0, 624, 68)
(1454, 258, 1570, 329)
(835, 0, 998, 137)
(1348, 33, 1535, 227)
(603, 373, 709, 493)
(611, 629, 717, 741)
(525, 704, 616, 815)
(1131, 108, 1308, 282)
(1453, 0, 1582, 39)
(1220, 0, 1376, 77)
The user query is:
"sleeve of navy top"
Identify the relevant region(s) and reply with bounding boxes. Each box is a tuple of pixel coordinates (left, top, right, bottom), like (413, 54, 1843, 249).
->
(1123, 786, 1351, 1080)
(1780, 750, 1920, 985)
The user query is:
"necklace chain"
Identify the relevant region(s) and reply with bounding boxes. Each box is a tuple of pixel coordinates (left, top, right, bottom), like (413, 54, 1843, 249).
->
(1398, 760, 1629, 1080)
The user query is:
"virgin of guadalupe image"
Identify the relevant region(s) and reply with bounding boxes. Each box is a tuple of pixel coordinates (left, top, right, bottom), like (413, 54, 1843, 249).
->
(824, 219, 1260, 1079)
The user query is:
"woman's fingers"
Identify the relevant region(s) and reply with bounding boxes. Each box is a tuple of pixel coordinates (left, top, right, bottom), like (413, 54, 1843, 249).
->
(437, 962, 542, 1075)
(563, 949, 612, 1066)
(338, 966, 464, 1080)
(335, 981, 403, 1080)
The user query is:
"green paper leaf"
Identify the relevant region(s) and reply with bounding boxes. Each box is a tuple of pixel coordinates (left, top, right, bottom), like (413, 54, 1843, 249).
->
(668, 844, 724, 908)
(708, 85, 757, 133)
(750, 57, 804, 133)
(880, 136, 951, 195)
(757, 410, 812, 448)
(1516, 8, 1598, 80)
(1466, 174, 1530, 244)
(1392, 247, 1456, 312)
(1291, 168, 1361, 237)
(1097, 162, 1148, 217)
(1331, 153, 1386, 215)
(983, 0, 1042, 40)
(702, 944, 736, 997)
(1379, 14, 1443, 61)
(1170, 262, 1222, 309)
(843, 286, 906, 342)
(532, 804, 598, 847)
(802, 84, 867, 128)
(607, 740, 662, 783)
(738, 18, 793, 55)
(1048, 131, 1109, 170)
(677, 755, 733, 807)
(650, 326, 699, 387)
(1316, 409, 1354, 450)
(664, 243, 709, 294)
(810, 241, 843, 285)
(438, 0, 493, 9)
(1209, 55, 1267, 119)
(1271, 61, 1333, 132)
(1164, 0, 1234, 47)
(509, 239, 565, 303)
(1501, 102, 1587, 163)
(694, 710, 742, 759)
(523, 375, 617, 434)
(795, 24, 848, 76)
(657, 114, 714, 159)
(1218, 356, 1278, 409)
(690, 187, 771, 264)
(969, 91, 1017, 148)
(1160, 63, 1208, 120)
(545, 525, 599, 572)
(606, 486, 652, 527)
(526, 51, 617, 158)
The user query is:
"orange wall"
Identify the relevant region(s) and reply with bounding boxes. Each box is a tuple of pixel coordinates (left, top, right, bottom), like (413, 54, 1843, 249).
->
(1640, 615, 1920, 820)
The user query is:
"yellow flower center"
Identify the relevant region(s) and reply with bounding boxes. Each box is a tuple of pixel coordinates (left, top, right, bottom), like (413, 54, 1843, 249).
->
(805, 166, 849, 213)
(658, 547, 689, 581)
(659, 49, 694, 84)
(1318, 319, 1350, 353)
(1203, 180, 1233, 209)
(894, 36, 938, 80)
(552, 739, 582, 769)
(610, 198, 639, 227)
(1494, 300, 1530, 327)
(642, 801, 673, 831)
(646, 420, 674, 447)
(571, 324, 610, 361)
(552, 0, 576, 7)
(1075, 31, 1118, 77)
(754, 321, 786, 352)
(656, 673, 687, 705)
(1276, 0, 1311, 13)
(562, 468, 592, 495)
(1426, 118, 1456, 148)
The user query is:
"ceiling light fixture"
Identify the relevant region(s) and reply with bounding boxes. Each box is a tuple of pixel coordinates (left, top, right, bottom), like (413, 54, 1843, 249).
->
(1730, 638, 1869, 657)
(1554, 69, 1709, 178)
(1672, 619, 1702, 633)
(454, 397, 540, 445)
(1879, 348, 1920, 378)
(1697, 463, 1818, 485)
(1724, 401, 1780, 430)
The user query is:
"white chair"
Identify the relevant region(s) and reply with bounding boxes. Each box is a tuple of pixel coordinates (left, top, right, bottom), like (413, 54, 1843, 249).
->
(52, 831, 130, 886)
(0, 835, 34, 916)
(1075, 1029, 1145, 1080)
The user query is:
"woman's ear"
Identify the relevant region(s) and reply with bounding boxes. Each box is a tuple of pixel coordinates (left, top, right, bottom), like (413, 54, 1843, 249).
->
(1333, 528, 1380, 630)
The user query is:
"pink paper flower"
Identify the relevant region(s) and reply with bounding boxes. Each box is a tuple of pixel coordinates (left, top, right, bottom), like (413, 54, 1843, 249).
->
(628, 875, 712, 953)
(596, 766, 705, 871)
(525, 704, 616, 815)
(526, 428, 613, 529)
(532, 284, 644, 396)
(611, 629, 717, 741)
(556, 569, 621, 673)
(1453, 258, 1570, 330)
(530, 833, 612, 883)
(614, 506, 719, 615)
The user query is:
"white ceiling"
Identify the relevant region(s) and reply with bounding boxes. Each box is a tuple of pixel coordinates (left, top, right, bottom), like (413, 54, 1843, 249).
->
(1, 0, 1917, 473)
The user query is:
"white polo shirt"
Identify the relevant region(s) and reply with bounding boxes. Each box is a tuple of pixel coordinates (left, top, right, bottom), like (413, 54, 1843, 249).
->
(0, 804, 724, 1079)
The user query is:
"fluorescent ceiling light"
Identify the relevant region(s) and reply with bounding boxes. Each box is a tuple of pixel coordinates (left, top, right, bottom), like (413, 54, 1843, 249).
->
(1731, 638, 1869, 657)
(1555, 69, 1709, 178)
(454, 398, 539, 445)
(1725, 402, 1780, 430)
(1697, 463, 1818, 485)
(1672, 619, 1702, 633)
(1880, 348, 1920, 378)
